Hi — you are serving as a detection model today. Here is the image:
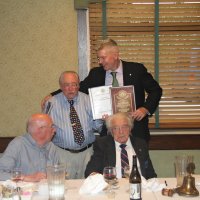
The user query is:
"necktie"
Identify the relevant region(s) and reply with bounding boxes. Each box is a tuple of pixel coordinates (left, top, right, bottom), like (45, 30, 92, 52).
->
(68, 100, 85, 146)
(120, 144, 129, 178)
(111, 72, 119, 87)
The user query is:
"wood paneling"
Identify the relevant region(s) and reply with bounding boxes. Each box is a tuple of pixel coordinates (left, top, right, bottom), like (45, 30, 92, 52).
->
(0, 135, 200, 153)
(149, 134, 200, 150)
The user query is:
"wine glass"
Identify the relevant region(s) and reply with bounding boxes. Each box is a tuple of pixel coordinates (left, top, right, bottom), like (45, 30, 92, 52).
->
(124, 165, 130, 179)
(12, 168, 22, 183)
(12, 168, 22, 199)
(103, 166, 116, 196)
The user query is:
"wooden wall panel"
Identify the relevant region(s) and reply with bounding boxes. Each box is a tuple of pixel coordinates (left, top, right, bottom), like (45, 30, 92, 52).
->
(1, 135, 200, 153)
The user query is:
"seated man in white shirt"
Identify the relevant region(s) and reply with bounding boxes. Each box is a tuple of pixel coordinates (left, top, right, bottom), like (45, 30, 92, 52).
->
(0, 113, 60, 182)
(85, 112, 157, 179)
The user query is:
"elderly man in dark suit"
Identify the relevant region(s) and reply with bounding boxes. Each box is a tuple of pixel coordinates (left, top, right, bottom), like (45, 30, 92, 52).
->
(85, 112, 157, 179)
(41, 39, 162, 141)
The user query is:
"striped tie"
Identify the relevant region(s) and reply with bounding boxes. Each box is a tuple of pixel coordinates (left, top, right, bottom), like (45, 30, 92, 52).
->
(68, 100, 85, 146)
(120, 144, 129, 178)
(111, 72, 119, 87)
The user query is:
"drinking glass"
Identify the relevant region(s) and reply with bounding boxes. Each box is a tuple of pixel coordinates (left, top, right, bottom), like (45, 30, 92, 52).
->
(124, 165, 130, 179)
(47, 164, 66, 200)
(12, 168, 22, 199)
(12, 169, 22, 183)
(175, 155, 194, 187)
(103, 166, 116, 196)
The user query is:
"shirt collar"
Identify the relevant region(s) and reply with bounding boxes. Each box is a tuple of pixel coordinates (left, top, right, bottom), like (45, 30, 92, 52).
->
(115, 137, 131, 150)
(62, 92, 79, 104)
(108, 60, 123, 74)
(25, 133, 49, 149)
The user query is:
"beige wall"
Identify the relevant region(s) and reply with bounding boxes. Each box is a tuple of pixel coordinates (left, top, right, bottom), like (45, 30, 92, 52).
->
(150, 150, 200, 178)
(0, 1, 199, 178)
(0, 0, 78, 136)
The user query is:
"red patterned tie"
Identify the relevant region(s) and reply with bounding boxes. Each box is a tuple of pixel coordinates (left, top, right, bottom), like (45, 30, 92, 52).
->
(120, 144, 129, 177)
(68, 100, 85, 145)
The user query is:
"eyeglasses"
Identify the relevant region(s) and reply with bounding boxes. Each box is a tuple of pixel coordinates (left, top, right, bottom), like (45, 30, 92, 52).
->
(40, 124, 56, 130)
(62, 83, 79, 88)
(112, 125, 130, 132)
(97, 56, 107, 62)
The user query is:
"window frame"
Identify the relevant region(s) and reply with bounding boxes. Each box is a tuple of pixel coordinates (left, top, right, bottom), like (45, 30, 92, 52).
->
(76, 1, 200, 130)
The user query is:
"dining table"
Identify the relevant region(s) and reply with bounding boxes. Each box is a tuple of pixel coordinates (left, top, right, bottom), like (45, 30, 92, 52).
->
(31, 176, 200, 200)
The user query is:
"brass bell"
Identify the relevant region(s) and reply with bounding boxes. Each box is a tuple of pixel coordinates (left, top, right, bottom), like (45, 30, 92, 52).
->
(177, 162, 199, 197)
(177, 175, 199, 197)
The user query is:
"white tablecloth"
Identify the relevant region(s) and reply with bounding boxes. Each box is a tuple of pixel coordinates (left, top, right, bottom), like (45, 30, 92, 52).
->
(31, 176, 200, 200)
(33, 178, 155, 200)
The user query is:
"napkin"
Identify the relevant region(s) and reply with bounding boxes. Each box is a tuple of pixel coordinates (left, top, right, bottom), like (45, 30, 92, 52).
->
(38, 179, 49, 196)
(142, 176, 165, 192)
(1, 180, 16, 188)
(79, 174, 108, 195)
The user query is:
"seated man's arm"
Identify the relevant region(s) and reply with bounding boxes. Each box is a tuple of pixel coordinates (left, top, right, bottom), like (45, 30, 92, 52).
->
(134, 137, 157, 179)
(0, 139, 21, 181)
(85, 139, 105, 178)
(22, 172, 46, 182)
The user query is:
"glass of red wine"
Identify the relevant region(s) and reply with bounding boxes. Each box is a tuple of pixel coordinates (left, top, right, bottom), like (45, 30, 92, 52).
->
(103, 166, 116, 196)
(12, 169, 22, 182)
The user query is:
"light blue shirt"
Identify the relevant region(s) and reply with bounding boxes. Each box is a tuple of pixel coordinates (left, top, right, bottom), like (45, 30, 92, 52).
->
(45, 92, 103, 150)
(105, 60, 124, 86)
(0, 133, 60, 181)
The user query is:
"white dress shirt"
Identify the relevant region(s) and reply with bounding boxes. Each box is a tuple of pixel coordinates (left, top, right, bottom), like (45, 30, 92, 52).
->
(115, 138, 141, 178)
(105, 60, 124, 86)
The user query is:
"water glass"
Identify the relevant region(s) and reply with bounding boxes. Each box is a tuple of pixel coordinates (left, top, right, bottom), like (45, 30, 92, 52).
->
(175, 155, 193, 187)
(47, 164, 66, 200)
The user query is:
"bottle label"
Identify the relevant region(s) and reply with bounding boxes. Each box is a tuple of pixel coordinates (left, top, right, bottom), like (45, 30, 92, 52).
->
(129, 183, 141, 200)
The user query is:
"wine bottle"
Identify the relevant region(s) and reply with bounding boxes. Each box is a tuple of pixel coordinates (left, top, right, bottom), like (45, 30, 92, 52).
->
(129, 155, 142, 200)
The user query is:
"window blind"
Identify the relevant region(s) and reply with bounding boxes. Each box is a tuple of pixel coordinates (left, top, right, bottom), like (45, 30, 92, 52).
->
(88, 0, 200, 128)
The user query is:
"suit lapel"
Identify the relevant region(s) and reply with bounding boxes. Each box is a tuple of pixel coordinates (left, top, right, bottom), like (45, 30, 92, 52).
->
(122, 60, 133, 86)
(99, 67, 106, 85)
(130, 136, 147, 177)
(105, 135, 116, 166)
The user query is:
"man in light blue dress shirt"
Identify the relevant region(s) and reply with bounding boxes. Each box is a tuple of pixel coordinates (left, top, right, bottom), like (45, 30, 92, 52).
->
(0, 113, 60, 181)
(44, 71, 103, 179)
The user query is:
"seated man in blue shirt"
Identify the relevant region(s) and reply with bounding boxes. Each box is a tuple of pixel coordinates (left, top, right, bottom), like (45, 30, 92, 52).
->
(0, 113, 60, 182)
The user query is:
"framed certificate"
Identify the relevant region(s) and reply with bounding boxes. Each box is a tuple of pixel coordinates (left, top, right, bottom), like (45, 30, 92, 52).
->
(89, 85, 136, 119)
(89, 86, 112, 119)
(110, 86, 136, 114)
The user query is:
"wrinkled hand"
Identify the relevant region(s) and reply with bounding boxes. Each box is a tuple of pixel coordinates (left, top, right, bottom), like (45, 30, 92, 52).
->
(132, 107, 149, 121)
(90, 172, 99, 176)
(23, 172, 47, 182)
(41, 94, 52, 111)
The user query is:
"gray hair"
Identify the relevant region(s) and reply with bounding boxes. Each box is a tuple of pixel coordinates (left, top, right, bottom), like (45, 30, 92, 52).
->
(59, 71, 80, 85)
(97, 38, 119, 53)
(106, 112, 134, 134)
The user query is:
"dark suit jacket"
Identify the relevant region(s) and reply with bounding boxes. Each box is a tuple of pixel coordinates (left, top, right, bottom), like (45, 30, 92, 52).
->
(51, 61, 162, 141)
(85, 135, 157, 179)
